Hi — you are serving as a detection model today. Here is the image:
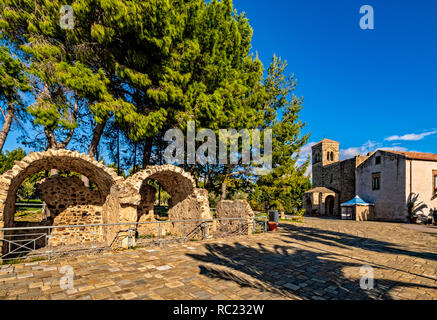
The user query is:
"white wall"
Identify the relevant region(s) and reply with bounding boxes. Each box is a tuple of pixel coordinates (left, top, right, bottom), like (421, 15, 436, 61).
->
(356, 151, 407, 221)
(406, 159, 437, 217)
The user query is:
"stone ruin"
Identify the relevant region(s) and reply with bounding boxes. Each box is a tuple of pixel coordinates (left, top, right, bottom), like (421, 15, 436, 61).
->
(215, 200, 255, 234)
(0, 149, 254, 256)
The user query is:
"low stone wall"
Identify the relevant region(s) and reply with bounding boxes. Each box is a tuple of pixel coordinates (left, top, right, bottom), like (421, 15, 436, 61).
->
(215, 200, 254, 235)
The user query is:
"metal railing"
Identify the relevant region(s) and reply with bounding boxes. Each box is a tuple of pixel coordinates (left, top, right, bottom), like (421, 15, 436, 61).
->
(0, 216, 267, 262)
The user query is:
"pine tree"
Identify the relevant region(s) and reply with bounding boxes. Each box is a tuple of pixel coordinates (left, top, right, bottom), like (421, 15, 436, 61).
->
(255, 56, 311, 213)
(0, 45, 31, 152)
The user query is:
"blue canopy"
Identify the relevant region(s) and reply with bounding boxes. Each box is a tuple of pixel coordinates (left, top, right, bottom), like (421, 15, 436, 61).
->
(341, 195, 373, 207)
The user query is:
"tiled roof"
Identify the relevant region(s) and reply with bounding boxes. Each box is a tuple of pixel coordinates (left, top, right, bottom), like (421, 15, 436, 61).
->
(386, 151, 437, 161)
(304, 187, 336, 194)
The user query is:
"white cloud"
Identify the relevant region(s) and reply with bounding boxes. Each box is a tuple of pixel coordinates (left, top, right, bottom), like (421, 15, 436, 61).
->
(340, 140, 379, 159)
(378, 146, 408, 152)
(339, 140, 411, 160)
(385, 130, 437, 142)
(299, 142, 316, 159)
(297, 142, 316, 176)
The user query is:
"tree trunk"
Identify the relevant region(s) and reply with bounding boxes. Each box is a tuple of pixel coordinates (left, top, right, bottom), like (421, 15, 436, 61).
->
(116, 126, 120, 176)
(44, 96, 78, 150)
(142, 136, 153, 168)
(44, 127, 58, 150)
(0, 102, 15, 153)
(88, 121, 106, 158)
(220, 176, 228, 201)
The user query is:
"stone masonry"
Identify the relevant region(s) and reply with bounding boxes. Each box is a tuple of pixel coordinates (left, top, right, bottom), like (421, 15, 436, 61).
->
(215, 200, 255, 235)
(306, 139, 371, 216)
(37, 175, 105, 246)
(0, 149, 218, 256)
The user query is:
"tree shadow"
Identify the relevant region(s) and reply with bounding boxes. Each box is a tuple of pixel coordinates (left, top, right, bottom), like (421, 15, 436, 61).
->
(187, 226, 437, 299)
(281, 223, 437, 262)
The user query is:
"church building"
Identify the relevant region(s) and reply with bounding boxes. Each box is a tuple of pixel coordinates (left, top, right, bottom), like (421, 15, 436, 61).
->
(303, 138, 437, 221)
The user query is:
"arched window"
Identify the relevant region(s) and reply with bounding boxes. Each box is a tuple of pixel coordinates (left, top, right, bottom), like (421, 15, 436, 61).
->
(314, 152, 321, 163)
(330, 152, 334, 161)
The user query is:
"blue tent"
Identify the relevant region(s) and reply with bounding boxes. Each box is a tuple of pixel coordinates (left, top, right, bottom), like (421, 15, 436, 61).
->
(341, 195, 374, 207)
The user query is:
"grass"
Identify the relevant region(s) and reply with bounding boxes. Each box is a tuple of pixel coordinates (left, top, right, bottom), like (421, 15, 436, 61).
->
(279, 216, 304, 223)
(155, 216, 169, 221)
(1, 255, 47, 265)
(137, 233, 155, 239)
(2, 257, 23, 265)
(16, 199, 43, 204)
(16, 208, 42, 213)
(14, 209, 44, 222)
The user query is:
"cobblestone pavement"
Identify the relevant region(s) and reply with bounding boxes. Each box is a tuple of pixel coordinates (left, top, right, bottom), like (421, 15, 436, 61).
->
(0, 218, 436, 300)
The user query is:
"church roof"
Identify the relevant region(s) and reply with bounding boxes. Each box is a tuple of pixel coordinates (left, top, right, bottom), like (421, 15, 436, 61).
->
(341, 196, 373, 207)
(313, 138, 340, 146)
(385, 151, 437, 162)
(304, 187, 336, 194)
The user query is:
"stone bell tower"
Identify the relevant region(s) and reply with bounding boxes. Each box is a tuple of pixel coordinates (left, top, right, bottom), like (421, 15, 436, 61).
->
(311, 138, 340, 186)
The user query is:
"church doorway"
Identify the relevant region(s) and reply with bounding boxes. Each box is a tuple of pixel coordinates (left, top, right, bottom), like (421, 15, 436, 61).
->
(325, 196, 335, 216)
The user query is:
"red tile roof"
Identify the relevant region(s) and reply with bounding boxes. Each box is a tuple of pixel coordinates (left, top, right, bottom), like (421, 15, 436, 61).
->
(387, 151, 437, 161)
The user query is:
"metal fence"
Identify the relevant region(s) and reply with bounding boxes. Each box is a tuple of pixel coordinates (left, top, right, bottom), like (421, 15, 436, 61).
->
(0, 216, 267, 262)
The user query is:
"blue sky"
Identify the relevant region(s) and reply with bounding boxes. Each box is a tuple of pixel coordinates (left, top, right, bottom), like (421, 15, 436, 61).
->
(3, 0, 437, 164)
(234, 0, 437, 160)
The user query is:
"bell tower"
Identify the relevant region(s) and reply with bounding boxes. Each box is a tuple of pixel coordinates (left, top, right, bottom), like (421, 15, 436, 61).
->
(311, 138, 340, 186)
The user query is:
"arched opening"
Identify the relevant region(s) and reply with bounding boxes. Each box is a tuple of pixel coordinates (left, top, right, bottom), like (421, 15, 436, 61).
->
(124, 165, 210, 241)
(305, 197, 312, 215)
(314, 152, 321, 163)
(325, 195, 335, 216)
(0, 150, 120, 257)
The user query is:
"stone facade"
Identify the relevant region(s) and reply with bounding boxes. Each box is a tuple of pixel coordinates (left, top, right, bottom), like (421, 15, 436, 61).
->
(0, 149, 214, 256)
(305, 139, 437, 222)
(356, 150, 437, 222)
(307, 139, 370, 216)
(303, 187, 338, 216)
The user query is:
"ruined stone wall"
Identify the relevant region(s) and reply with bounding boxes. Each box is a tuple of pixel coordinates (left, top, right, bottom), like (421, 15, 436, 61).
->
(0, 149, 122, 255)
(37, 175, 106, 246)
(121, 166, 212, 240)
(0, 150, 215, 255)
(138, 184, 156, 221)
(136, 184, 157, 236)
(215, 200, 254, 235)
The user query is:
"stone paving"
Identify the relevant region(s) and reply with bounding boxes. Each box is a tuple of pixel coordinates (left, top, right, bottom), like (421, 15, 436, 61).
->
(0, 218, 436, 300)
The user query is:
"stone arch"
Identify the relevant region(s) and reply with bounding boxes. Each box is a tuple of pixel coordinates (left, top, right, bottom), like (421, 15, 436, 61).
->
(119, 165, 211, 237)
(0, 149, 123, 253)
